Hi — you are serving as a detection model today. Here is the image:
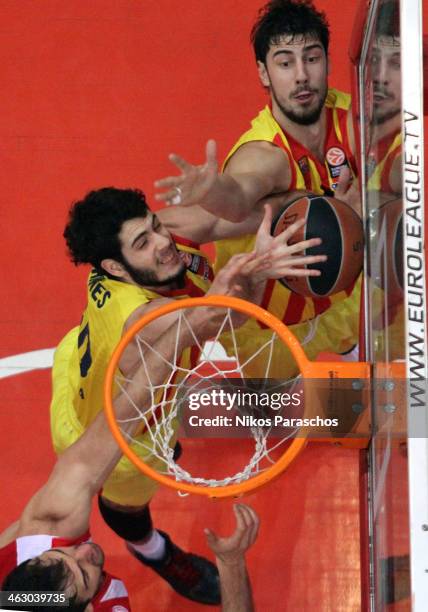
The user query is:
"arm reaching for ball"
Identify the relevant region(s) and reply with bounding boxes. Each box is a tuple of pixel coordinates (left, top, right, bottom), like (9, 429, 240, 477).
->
(154, 139, 293, 222)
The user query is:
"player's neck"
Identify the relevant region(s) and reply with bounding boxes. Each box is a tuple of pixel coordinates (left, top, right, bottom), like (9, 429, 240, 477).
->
(121, 271, 186, 293)
(139, 276, 186, 294)
(273, 105, 327, 161)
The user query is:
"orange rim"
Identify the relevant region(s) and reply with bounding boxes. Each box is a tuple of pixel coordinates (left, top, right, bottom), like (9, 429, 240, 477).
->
(104, 296, 316, 498)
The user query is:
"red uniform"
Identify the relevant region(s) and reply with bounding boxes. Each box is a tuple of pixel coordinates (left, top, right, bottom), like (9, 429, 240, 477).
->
(0, 533, 131, 611)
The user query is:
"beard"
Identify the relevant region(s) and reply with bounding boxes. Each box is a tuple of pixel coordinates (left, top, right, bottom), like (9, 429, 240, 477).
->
(373, 105, 400, 125)
(271, 83, 328, 126)
(372, 87, 400, 125)
(121, 256, 187, 289)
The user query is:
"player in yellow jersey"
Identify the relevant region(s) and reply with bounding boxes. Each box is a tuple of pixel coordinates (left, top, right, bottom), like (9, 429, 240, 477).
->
(154, 0, 361, 336)
(52, 186, 325, 604)
(154, 0, 362, 367)
(155, 0, 360, 221)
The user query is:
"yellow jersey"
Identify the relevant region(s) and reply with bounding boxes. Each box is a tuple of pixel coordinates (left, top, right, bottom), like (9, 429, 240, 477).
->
(215, 88, 359, 326)
(65, 243, 210, 430)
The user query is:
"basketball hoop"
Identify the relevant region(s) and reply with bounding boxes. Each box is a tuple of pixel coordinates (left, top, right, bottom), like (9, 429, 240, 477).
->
(104, 296, 370, 498)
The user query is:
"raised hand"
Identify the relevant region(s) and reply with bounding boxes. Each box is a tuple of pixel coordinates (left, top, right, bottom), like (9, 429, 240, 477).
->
(254, 204, 327, 281)
(154, 140, 219, 207)
(205, 504, 260, 565)
(206, 251, 272, 320)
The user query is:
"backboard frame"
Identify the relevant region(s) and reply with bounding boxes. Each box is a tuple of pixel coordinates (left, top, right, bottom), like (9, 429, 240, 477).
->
(401, 0, 428, 607)
(356, 0, 428, 608)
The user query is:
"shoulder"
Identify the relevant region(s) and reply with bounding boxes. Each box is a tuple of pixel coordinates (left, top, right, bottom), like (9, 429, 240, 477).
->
(85, 272, 157, 325)
(0, 533, 88, 583)
(240, 106, 280, 140)
(223, 106, 285, 168)
(92, 574, 131, 611)
(123, 296, 174, 333)
(225, 139, 290, 174)
(87, 270, 142, 303)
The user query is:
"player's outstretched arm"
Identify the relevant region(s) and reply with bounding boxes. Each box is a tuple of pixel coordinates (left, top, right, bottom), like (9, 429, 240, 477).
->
(157, 190, 309, 244)
(154, 140, 291, 223)
(12, 310, 219, 542)
(205, 504, 259, 612)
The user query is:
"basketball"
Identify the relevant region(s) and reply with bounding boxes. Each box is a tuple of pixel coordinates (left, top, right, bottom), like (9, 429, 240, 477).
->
(374, 198, 403, 304)
(271, 195, 364, 298)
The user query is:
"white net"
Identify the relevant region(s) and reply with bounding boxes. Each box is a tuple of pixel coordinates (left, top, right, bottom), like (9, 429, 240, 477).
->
(112, 305, 314, 490)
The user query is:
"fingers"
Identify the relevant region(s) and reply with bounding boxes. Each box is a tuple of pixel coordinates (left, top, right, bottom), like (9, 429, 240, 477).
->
(205, 139, 218, 166)
(269, 250, 326, 266)
(153, 152, 193, 199)
(276, 268, 322, 278)
(153, 152, 193, 203)
(209, 252, 258, 294)
(266, 251, 327, 280)
(239, 253, 271, 276)
(204, 504, 260, 558)
(273, 217, 306, 243)
(270, 258, 327, 278)
(154, 176, 181, 190)
(169, 152, 192, 172)
(242, 504, 260, 546)
(259, 204, 273, 236)
(204, 527, 219, 548)
(334, 166, 351, 198)
(269, 237, 325, 260)
(233, 503, 260, 549)
(285, 237, 322, 254)
(222, 252, 261, 277)
(154, 186, 184, 204)
(284, 254, 327, 267)
(233, 503, 247, 532)
(154, 175, 184, 203)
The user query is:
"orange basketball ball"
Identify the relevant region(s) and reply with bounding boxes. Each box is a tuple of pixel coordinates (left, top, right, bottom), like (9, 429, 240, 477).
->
(271, 195, 364, 298)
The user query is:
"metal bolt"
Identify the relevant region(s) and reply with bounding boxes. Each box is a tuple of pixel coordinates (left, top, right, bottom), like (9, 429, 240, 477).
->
(383, 381, 395, 392)
(352, 380, 364, 391)
(383, 404, 396, 414)
(352, 403, 364, 414)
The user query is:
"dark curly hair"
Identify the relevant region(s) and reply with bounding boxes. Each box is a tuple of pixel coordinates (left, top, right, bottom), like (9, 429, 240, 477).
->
(63, 187, 149, 273)
(251, 0, 330, 63)
(2, 557, 89, 611)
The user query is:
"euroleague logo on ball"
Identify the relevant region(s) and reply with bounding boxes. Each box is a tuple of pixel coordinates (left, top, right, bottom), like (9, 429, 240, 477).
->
(326, 147, 346, 166)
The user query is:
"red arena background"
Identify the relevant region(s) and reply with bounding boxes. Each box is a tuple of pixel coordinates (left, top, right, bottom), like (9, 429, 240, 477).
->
(0, 2, 407, 610)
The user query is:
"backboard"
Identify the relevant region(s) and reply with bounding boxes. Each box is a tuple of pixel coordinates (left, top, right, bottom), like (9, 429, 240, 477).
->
(353, 0, 428, 608)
